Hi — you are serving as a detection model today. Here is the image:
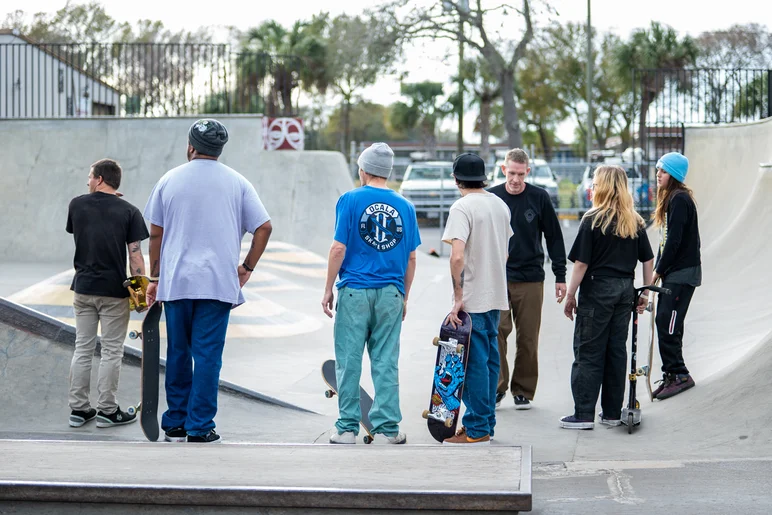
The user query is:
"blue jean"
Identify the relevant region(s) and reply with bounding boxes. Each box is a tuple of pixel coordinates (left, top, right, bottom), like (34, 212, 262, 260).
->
(333, 285, 403, 436)
(161, 299, 231, 436)
(462, 310, 501, 439)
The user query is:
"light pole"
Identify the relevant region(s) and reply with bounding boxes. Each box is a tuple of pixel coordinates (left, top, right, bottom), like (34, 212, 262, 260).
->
(456, 0, 469, 156)
(586, 0, 593, 162)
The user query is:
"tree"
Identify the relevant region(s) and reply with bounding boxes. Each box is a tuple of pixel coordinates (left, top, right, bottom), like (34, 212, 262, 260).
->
(391, 0, 534, 149)
(696, 23, 772, 69)
(390, 81, 451, 157)
(459, 56, 501, 164)
(324, 14, 400, 157)
(614, 22, 698, 154)
(323, 101, 392, 150)
(237, 15, 329, 116)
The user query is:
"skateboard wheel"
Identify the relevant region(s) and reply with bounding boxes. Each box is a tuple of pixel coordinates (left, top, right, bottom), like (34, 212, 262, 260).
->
(456, 344, 463, 354)
(127, 405, 138, 416)
(444, 419, 453, 428)
(422, 409, 430, 419)
(129, 331, 140, 339)
(363, 435, 373, 444)
(325, 390, 335, 398)
(432, 337, 440, 346)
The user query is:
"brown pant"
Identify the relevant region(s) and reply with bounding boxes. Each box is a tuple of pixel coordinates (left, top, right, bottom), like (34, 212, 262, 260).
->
(497, 282, 544, 400)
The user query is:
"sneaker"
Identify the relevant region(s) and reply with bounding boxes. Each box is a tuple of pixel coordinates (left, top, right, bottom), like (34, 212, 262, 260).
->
(375, 432, 407, 444)
(329, 430, 356, 444)
(443, 426, 490, 445)
(187, 430, 221, 443)
(559, 415, 594, 430)
(164, 427, 187, 443)
(514, 395, 532, 410)
(96, 406, 137, 428)
(656, 373, 695, 400)
(652, 374, 672, 399)
(495, 391, 506, 407)
(69, 408, 97, 428)
(598, 412, 621, 427)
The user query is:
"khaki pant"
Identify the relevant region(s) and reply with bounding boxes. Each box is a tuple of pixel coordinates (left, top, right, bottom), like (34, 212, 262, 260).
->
(497, 282, 544, 400)
(69, 293, 130, 414)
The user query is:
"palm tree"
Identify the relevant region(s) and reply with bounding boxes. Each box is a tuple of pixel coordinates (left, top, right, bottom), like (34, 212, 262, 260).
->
(614, 22, 698, 154)
(390, 82, 451, 158)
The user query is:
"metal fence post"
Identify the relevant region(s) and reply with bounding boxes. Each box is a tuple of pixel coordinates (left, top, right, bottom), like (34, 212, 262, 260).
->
(767, 70, 772, 119)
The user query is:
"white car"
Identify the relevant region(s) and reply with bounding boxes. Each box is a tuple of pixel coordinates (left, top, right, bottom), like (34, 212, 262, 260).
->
(490, 158, 559, 208)
(398, 161, 460, 218)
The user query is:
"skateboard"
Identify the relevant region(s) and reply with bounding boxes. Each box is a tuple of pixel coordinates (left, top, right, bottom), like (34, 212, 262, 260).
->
(128, 301, 163, 442)
(622, 285, 670, 434)
(642, 292, 659, 402)
(123, 275, 150, 312)
(423, 310, 472, 443)
(321, 359, 375, 444)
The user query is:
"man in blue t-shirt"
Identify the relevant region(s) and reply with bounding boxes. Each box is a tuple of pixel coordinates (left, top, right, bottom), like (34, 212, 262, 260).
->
(322, 142, 421, 445)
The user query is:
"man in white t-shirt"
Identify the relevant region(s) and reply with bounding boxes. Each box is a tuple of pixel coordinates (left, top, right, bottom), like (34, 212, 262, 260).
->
(144, 119, 273, 444)
(441, 153, 513, 445)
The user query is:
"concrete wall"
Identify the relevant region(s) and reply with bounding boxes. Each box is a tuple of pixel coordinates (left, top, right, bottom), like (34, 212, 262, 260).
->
(0, 116, 353, 261)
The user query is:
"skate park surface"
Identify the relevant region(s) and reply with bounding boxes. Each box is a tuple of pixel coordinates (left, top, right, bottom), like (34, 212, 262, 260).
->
(1, 115, 772, 513)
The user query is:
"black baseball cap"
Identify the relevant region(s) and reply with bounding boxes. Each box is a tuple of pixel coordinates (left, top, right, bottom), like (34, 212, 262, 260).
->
(452, 153, 487, 181)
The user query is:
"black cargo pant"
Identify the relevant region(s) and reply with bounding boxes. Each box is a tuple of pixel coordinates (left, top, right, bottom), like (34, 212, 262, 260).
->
(656, 281, 695, 376)
(571, 276, 634, 421)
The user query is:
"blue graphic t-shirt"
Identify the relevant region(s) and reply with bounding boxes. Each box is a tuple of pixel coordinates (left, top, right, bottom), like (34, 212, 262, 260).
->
(334, 186, 421, 295)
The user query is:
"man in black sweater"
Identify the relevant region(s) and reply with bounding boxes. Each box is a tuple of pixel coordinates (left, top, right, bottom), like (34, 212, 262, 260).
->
(489, 149, 567, 410)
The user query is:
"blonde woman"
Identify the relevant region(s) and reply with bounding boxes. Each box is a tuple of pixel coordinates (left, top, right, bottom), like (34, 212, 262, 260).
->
(560, 165, 654, 429)
(650, 152, 701, 400)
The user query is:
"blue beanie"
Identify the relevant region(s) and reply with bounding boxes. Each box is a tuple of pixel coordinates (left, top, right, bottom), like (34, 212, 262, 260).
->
(656, 152, 689, 183)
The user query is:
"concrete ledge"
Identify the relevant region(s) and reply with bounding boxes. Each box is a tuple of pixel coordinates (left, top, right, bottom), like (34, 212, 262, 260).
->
(0, 297, 313, 413)
(0, 441, 532, 512)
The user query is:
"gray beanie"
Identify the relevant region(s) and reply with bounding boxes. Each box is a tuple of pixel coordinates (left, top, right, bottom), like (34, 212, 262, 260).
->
(188, 119, 229, 157)
(357, 143, 394, 179)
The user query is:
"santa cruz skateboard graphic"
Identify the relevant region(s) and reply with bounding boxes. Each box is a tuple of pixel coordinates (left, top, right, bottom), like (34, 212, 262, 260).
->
(123, 275, 150, 312)
(622, 285, 670, 434)
(128, 301, 163, 442)
(321, 359, 375, 444)
(423, 310, 472, 443)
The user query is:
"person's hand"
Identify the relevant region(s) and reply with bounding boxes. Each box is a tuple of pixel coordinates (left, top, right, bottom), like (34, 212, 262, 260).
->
(564, 293, 577, 321)
(146, 282, 158, 306)
(322, 289, 335, 318)
(402, 299, 408, 321)
(238, 265, 252, 288)
(556, 283, 567, 304)
(445, 300, 465, 328)
(637, 294, 648, 314)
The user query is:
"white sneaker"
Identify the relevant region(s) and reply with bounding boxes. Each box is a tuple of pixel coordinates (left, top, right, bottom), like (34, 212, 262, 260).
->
(598, 412, 622, 427)
(329, 429, 356, 444)
(375, 432, 406, 444)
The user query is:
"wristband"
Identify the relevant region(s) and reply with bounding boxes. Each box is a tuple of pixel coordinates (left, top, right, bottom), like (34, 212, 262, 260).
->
(148, 277, 159, 283)
(242, 261, 254, 272)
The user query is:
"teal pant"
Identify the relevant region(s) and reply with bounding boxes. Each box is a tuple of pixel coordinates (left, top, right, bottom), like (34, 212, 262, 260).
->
(334, 285, 403, 436)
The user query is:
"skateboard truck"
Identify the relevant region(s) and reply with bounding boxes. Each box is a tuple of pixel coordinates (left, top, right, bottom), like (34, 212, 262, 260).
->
(422, 408, 454, 428)
(432, 337, 464, 354)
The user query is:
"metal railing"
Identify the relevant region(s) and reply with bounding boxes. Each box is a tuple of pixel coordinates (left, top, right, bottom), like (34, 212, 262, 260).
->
(0, 42, 305, 118)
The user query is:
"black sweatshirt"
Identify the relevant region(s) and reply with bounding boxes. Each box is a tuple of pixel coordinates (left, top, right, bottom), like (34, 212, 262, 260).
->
(488, 183, 567, 283)
(655, 191, 701, 276)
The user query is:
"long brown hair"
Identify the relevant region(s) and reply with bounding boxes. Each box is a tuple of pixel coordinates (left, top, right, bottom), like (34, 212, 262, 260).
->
(653, 177, 695, 227)
(582, 165, 644, 239)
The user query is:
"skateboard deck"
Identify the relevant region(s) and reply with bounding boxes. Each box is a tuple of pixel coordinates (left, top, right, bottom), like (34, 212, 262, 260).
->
(423, 311, 472, 443)
(321, 359, 375, 444)
(128, 301, 162, 441)
(645, 293, 658, 401)
(123, 275, 150, 312)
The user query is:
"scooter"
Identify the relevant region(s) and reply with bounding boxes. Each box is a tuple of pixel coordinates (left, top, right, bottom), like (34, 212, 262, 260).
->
(621, 284, 671, 434)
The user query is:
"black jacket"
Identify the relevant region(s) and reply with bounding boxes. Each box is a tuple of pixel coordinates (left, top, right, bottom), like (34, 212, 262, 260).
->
(656, 191, 701, 276)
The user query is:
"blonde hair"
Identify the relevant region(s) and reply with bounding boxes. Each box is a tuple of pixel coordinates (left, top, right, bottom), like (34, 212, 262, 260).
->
(653, 176, 696, 227)
(505, 148, 529, 166)
(582, 165, 644, 239)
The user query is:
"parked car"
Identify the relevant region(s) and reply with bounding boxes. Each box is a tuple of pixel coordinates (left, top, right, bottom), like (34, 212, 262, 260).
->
(490, 158, 560, 208)
(398, 161, 460, 218)
(575, 162, 653, 218)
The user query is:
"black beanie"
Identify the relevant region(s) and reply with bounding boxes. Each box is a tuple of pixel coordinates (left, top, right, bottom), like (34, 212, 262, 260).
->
(188, 119, 229, 157)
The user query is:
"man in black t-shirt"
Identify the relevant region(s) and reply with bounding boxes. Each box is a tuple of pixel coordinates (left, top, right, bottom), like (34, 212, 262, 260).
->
(66, 158, 150, 429)
(488, 149, 567, 410)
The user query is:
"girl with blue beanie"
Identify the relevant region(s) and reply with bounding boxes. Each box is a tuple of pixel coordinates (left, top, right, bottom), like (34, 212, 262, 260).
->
(651, 152, 701, 400)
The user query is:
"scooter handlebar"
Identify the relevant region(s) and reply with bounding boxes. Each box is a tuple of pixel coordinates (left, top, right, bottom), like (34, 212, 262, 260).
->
(637, 284, 672, 296)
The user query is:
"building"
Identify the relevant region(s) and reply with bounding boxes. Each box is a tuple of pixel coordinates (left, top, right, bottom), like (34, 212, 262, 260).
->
(0, 29, 120, 118)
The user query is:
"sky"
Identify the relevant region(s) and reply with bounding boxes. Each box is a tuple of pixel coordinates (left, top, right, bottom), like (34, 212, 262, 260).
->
(6, 0, 771, 142)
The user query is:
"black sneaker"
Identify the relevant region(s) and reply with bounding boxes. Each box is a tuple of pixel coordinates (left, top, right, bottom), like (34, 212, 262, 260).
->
(164, 427, 187, 443)
(96, 406, 137, 428)
(652, 373, 672, 399)
(514, 395, 532, 410)
(69, 408, 97, 427)
(495, 391, 506, 407)
(187, 430, 221, 443)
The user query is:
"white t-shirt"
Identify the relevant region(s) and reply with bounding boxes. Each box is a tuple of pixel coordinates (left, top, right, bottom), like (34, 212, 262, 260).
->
(144, 159, 270, 307)
(442, 191, 513, 313)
